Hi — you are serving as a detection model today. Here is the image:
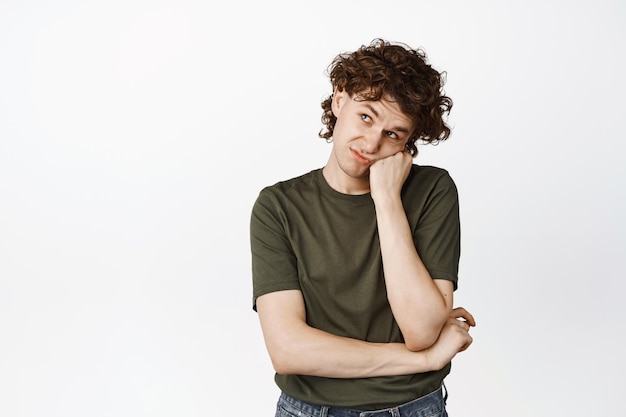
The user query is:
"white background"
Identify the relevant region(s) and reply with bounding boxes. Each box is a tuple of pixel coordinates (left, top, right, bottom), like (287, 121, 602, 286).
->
(1, 0, 624, 415)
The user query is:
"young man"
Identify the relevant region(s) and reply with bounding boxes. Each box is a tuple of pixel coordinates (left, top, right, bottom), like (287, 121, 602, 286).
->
(250, 39, 476, 416)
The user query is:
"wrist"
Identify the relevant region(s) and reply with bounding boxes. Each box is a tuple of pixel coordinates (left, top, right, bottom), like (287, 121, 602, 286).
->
(423, 346, 436, 371)
(372, 191, 403, 211)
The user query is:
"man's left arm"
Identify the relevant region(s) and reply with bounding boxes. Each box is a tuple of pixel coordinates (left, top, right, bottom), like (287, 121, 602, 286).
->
(370, 152, 461, 352)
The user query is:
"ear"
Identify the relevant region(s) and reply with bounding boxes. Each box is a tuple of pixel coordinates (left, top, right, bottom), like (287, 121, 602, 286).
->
(331, 87, 347, 117)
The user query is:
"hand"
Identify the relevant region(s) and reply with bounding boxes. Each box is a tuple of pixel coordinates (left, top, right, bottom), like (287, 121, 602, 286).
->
(449, 306, 476, 329)
(426, 307, 476, 370)
(369, 151, 412, 202)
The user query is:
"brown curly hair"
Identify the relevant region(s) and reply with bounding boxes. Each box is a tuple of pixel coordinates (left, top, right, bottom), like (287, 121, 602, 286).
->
(319, 39, 453, 156)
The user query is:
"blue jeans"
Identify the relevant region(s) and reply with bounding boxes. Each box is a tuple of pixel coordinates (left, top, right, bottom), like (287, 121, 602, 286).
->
(275, 386, 448, 417)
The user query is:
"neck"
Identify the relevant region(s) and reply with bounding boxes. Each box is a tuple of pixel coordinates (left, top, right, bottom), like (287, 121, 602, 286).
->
(322, 163, 371, 195)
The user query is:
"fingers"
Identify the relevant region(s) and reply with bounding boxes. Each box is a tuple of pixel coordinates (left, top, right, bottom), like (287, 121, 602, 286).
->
(447, 316, 470, 334)
(372, 150, 412, 167)
(451, 319, 473, 352)
(446, 311, 475, 353)
(450, 307, 476, 327)
(459, 334, 473, 352)
(457, 319, 470, 331)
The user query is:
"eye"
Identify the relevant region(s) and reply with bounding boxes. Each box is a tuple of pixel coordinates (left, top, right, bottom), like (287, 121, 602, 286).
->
(360, 114, 372, 123)
(386, 131, 399, 140)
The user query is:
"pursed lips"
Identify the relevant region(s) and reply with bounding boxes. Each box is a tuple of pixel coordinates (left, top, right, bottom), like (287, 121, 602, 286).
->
(351, 149, 372, 164)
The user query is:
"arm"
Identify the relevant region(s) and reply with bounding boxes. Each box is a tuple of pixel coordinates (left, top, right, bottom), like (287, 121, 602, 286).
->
(370, 152, 455, 351)
(256, 289, 473, 378)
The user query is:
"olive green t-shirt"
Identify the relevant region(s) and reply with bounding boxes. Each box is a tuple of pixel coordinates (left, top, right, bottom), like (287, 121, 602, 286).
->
(250, 165, 460, 410)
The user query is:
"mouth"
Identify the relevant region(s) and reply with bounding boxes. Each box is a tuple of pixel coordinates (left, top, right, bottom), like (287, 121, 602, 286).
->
(351, 149, 372, 165)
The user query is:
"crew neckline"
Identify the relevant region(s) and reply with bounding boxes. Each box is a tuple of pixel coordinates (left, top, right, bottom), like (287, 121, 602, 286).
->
(314, 169, 373, 204)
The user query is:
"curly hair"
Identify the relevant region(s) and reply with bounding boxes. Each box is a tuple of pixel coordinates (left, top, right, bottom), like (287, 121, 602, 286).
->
(319, 39, 453, 156)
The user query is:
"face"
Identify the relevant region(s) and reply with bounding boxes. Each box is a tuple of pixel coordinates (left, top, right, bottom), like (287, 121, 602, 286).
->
(324, 89, 414, 192)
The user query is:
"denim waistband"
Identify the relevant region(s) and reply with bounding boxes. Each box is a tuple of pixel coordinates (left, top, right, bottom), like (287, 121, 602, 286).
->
(277, 386, 447, 417)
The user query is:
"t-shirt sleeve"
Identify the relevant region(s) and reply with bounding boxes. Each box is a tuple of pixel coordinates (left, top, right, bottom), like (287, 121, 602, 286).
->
(250, 187, 301, 311)
(412, 171, 461, 290)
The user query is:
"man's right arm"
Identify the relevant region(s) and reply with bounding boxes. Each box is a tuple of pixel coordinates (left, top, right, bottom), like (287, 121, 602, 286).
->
(256, 289, 473, 379)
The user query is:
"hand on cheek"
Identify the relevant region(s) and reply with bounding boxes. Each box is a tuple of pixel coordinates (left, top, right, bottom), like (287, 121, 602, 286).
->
(369, 151, 413, 202)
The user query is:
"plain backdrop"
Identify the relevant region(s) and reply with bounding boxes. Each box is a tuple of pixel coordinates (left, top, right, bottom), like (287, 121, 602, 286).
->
(1, 0, 624, 416)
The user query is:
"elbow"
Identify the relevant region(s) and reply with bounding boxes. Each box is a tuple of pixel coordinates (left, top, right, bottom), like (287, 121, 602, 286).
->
(402, 321, 446, 352)
(268, 348, 290, 374)
(404, 332, 439, 352)
(401, 307, 451, 352)
(266, 342, 302, 375)
(272, 360, 295, 375)
(269, 353, 301, 375)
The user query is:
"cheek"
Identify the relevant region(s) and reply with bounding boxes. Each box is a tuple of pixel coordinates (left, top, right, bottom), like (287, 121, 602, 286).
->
(333, 118, 355, 138)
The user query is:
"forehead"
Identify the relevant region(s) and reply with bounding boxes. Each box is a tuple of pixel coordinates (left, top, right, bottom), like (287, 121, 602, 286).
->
(353, 95, 414, 129)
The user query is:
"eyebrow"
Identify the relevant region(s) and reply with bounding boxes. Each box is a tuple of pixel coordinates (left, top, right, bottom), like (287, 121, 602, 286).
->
(364, 104, 412, 134)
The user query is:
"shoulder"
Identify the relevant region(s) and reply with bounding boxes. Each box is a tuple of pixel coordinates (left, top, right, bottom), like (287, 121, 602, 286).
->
(401, 165, 459, 216)
(259, 169, 320, 195)
(405, 165, 457, 193)
(409, 164, 454, 182)
(257, 169, 320, 207)
(251, 170, 323, 238)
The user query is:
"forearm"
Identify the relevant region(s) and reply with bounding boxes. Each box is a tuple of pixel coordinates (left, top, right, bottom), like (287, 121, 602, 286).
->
(266, 321, 435, 378)
(374, 197, 450, 350)
(256, 291, 438, 378)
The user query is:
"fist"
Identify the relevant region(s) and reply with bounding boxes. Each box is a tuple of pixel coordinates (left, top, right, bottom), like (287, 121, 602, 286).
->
(369, 151, 413, 201)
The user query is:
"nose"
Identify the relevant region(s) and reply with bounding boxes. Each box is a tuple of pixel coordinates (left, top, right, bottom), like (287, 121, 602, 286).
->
(361, 131, 382, 154)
